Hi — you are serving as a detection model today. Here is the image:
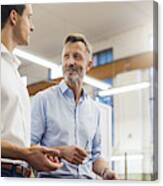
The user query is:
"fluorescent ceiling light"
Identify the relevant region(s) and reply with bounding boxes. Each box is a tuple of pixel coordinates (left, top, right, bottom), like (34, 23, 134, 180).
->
(98, 82, 150, 97)
(14, 49, 110, 90)
(14, 49, 60, 70)
(84, 76, 111, 90)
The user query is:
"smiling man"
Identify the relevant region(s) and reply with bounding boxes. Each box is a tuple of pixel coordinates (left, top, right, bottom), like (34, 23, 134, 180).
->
(31, 33, 117, 179)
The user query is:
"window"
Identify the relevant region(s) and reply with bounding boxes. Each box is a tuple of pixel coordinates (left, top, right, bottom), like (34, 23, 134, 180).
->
(93, 48, 114, 147)
(93, 48, 113, 106)
(93, 48, 113, 66)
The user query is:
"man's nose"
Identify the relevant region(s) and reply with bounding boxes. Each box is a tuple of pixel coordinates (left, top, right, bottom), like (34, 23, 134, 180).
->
(67, 56, 75, 65)
(30, 24, 35, 32)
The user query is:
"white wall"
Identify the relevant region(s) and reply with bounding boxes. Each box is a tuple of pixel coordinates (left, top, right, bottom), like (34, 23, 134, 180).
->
(19, 63, 49, 85)
(93, 24, 153, 60)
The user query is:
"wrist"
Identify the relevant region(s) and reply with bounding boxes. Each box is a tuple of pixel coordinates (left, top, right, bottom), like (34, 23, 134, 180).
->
(55, 146, 65, 158)
(21, 147, 32, 162)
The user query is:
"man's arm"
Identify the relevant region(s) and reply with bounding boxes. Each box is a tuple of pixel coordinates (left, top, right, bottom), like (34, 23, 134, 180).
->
(91, 108, 117, 179)
(1, 140, 63, 172)
(93, 158, 118, 180)
(1, 140, 28, 160)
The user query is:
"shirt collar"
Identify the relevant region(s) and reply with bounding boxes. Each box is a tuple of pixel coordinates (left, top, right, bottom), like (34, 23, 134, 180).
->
(59, 80, 87, 101)
(1, 43, 21, 69)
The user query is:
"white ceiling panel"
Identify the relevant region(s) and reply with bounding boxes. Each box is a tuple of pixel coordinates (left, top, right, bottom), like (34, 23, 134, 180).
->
(18, 1, 153, 63)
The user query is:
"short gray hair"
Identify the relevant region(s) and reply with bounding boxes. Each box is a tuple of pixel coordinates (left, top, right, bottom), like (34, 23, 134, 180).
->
(63, 33, 92, 59)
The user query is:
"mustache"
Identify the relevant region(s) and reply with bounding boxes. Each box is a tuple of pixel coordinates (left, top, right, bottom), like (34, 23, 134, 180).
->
(63, 64, 83, 72)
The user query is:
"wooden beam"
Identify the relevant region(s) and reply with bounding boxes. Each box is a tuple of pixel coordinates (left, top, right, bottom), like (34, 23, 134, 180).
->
(87, 52, 153, 79)
(28, 52, 153, 96)
(27, 78, 63, 96)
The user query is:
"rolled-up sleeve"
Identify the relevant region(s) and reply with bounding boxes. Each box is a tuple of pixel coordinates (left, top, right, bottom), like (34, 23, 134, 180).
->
(31, 93, 46, 145)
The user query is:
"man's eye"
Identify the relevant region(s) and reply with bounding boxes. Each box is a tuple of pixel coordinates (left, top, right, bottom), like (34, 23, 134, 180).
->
(64, 54, 69, 59)
(28, 15, 32, 19)
(74, 54, 81, 60)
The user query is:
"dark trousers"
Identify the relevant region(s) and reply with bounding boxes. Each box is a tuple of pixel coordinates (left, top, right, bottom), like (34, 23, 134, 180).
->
(1, 167, 24, 178)
(1, 163, 31, 178)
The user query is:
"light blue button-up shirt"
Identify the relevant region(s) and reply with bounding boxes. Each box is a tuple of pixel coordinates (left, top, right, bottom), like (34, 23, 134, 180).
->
(31, 80, 102, 179)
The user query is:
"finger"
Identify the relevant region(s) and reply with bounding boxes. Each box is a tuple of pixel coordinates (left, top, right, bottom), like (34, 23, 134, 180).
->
(41, 147, 60, 157)
(110, 172, 117, 179)
(46, 154, 60, 163)
(71, 159, 81, 165)
(75, 153, 86, 161)
(105, 172, 117, 180)
(72, 157, 83, 165)
(52, 156, 60, 163)
(76, 147, 87, 157)
(46, 160, 63, 171)
(47, 154, 54, 162)
(114, 173, 118, 179)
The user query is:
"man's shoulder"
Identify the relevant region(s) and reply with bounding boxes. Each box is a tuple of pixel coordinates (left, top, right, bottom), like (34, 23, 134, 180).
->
(34, 84, 60, 99)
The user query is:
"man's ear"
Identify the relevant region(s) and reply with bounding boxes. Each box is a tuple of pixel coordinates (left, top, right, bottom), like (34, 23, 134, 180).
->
(86, 60, 93, 72)
(9, 9, 18, 26)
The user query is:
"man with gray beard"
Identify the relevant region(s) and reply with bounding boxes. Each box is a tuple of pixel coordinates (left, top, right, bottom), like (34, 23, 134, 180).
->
(31, 33, 117, 179)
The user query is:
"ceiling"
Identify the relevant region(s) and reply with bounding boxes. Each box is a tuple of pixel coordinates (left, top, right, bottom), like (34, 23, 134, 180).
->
(19, 1, 153, 67)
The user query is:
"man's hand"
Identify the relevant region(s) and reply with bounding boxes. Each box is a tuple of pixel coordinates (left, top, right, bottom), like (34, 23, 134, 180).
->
(102, 168, 118, 180)
(25, 146, 63, 172)
(92, 158, 118, 180)
(58, 145, 88, 165)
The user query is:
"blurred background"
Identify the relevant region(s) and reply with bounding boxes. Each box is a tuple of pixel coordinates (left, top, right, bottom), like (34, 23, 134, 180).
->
(15, 1, 158, 180)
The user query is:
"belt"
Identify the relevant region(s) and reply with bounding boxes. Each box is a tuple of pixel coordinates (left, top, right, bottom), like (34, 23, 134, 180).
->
(1, 162, 31, 177)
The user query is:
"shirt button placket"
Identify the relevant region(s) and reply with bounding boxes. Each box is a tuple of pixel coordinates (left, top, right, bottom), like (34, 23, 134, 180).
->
(74, 104, 80, 178)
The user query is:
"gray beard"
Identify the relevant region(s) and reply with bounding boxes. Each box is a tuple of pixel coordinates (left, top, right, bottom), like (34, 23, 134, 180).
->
(64, 74, 81, 87)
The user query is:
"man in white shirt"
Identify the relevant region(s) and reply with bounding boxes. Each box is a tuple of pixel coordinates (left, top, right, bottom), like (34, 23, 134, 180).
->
(1, 4, 63, 177)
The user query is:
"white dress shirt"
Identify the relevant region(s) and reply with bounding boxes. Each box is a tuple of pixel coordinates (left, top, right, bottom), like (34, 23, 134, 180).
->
(1, 43, 31, 164)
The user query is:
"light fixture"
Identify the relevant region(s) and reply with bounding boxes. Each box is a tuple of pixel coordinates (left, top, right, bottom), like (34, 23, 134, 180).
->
(14, 49, 110, 90)
(14, 49, 60, 70)
(98, 82, 150, 97)
(84, 76, 111, 90)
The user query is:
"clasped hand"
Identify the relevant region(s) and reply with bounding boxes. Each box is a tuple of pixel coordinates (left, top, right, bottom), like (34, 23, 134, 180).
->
(26, 145, 63, 172)
(60, 145, 88, 165)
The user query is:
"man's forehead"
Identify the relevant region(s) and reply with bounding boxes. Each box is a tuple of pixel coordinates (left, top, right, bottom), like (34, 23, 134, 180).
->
(24, 4, 33, 14)
(63, 41, 87, 52)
